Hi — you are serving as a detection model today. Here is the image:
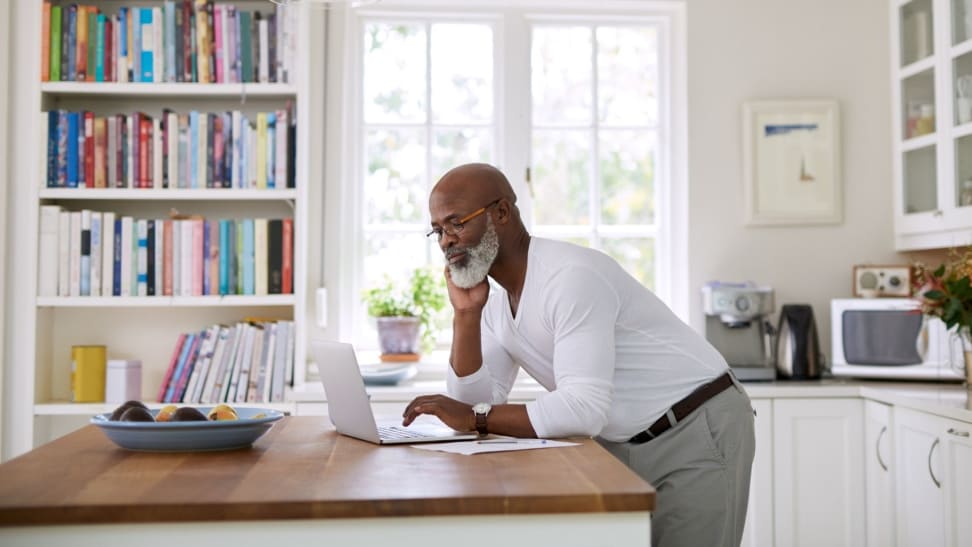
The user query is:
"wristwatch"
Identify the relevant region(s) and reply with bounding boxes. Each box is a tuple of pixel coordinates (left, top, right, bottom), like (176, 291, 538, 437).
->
(472, 403, 492, 435)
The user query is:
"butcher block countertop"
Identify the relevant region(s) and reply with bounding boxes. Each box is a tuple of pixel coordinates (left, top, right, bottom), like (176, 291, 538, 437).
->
(0, 417, 655, 526)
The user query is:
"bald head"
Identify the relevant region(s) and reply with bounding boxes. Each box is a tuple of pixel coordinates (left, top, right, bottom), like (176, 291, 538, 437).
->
(432, 163, 517, 206)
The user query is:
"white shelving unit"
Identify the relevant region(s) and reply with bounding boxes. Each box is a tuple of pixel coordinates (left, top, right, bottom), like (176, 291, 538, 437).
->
(891, 0, 972, 250)
(4, 0, 325, 457)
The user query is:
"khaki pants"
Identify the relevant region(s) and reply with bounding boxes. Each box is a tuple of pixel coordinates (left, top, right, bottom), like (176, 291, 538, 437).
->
(598, 379, 755, 547)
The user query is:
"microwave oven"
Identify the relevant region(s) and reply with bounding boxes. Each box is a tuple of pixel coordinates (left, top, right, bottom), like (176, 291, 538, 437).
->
(830, 298, 963, 381)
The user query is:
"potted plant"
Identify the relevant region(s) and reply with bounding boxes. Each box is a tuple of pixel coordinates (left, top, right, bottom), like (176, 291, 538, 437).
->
(362, 267, 447, 360)
(913, 246, 972, 386)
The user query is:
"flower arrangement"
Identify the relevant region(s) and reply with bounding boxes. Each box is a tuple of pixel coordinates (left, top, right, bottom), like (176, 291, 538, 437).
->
(912, 246, 972, 334)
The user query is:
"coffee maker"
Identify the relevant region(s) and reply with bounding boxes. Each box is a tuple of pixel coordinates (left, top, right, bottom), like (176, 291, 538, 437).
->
(702, 282, 777, 381)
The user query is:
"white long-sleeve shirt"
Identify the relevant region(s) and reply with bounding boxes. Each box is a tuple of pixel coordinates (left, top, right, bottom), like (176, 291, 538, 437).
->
(447, 237, 729, 442)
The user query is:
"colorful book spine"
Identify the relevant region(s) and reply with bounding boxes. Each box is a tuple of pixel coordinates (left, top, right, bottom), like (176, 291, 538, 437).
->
(282, 218, 292, 294)
(41, 2, 51, 81)
(157, 333, 187, 401)
(219, 219, 230, 295)
(118, 8, 129, 83)
(49, 5, 62, 81)
(90, 212, 102, 297)
(65, 112, 79, 187)
(78, 210, 91, 297)
(102, 211, 115, 297)
(112, 217, 122, 296)
(146, 220, 156, 296)
(95, 14, 106, 82)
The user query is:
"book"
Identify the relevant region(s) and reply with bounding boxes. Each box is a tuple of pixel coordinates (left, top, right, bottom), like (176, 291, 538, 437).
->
(200, 325, 229, 403)
(267, 219, 282, 294)
(69, 211, 81, 296)
(49, 5, 62, 81)
(236, 323, 262, 403)
(112, 217, 122, 296)
(79, 210, 91, 296)
(146, 220, 156, 296)
(270, 321, 288, 402)
(246, 324, 268, 402)
(118, 7, 129, 83)
(164, 332, 196, 402)
(160, 219, 172, 296)
(154, 218, 164, 296)
(282, 218, 293, 294)
(41, 2, 51, 81)
(57, 210, 70, 296)
(217, 323, 244, 402)
(101, 211, 116, 297)
(120, 216, 133, 296)
(136, 219, 148, 296)
(90, 212, 102, 297)
(157, 333, 187, 401)
(208, 219, 220, 295)
(140, 8, 153, 82)
(38, 205, 62, 297)
(258, 323, 276, 402)
(183, 325, 216, 403)
(254, 218, 268, 296)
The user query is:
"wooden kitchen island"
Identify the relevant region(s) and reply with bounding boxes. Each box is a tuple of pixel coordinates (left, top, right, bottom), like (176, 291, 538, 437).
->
(0, 417, 655, 546)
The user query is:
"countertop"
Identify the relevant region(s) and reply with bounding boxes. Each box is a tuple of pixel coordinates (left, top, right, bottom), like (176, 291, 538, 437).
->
(0, 417, 655, 526)
(293, 371, 972, 423)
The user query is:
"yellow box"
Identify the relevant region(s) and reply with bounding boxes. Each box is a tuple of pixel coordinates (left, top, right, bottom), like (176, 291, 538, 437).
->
(71, 345, 106, 403)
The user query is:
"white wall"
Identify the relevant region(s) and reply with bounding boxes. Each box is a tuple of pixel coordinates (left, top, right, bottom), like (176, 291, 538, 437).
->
(685, 0, 899, 360)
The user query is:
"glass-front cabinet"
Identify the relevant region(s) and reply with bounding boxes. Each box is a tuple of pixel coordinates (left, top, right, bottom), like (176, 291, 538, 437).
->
(893, 0, 972, 250)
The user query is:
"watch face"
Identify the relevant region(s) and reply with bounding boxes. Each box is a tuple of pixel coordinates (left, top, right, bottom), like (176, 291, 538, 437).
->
(473, 403, 491, 415)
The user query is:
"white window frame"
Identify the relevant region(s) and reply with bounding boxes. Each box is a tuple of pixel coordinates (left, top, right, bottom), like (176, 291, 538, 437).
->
(322, 0, 688, 347)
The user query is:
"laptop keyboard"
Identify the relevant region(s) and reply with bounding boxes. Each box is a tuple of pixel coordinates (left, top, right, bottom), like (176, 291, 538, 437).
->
(378, 425, 435, 440)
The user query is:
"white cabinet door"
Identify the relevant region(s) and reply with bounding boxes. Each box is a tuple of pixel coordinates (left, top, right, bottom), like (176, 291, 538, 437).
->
(942, 416, 972, 547)
(740, 399, 773, 547)
(894, 407, 946, 547)
(864, 400, 895, 547)
(773, 398, 865, 547)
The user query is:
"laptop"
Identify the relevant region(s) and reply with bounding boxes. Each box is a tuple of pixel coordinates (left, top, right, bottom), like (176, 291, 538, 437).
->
(311, 340, 479, 445)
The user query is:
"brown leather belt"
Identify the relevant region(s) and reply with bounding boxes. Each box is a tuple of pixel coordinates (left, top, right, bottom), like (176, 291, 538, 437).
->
(629, 371, 735, 444)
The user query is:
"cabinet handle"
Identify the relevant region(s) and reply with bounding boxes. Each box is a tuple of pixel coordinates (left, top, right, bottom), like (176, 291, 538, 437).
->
(947, 428, 970, 438)
(876, 426, 888, 471)
(928, 438, 941, 489)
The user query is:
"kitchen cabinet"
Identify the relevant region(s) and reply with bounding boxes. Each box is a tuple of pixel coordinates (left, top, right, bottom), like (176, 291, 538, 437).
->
(941, 413, 972, 547)
(772, 398, 865, 547)
(740, 399, 774, 547)
(864, 400, 896, 547)
(894, 407, 947, 546)
(895, 406, 972, 547)
(891, 0, 972, 250)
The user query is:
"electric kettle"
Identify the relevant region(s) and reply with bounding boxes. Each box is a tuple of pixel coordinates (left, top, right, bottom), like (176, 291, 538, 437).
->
(775, 304, 824, 379)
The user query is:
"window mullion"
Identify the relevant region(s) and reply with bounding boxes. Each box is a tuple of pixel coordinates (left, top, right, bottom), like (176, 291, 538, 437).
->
(590, 24, 600, 249)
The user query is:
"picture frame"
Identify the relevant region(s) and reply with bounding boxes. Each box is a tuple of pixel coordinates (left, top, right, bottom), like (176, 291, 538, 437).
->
(742, 100, 842, 225)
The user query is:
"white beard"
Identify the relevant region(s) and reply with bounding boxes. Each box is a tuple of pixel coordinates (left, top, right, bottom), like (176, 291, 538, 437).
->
(447, 216, 500, 289)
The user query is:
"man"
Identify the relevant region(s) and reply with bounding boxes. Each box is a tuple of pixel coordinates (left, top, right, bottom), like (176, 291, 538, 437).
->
(403, 163, 755, 547)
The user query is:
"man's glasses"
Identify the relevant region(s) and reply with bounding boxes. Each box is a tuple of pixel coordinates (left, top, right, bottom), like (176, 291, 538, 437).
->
(426, 199, 501, 241)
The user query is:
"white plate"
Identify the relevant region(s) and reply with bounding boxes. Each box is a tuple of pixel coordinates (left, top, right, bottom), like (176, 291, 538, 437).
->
(361, 364, 417, 386)
(91, 407, 285, 452)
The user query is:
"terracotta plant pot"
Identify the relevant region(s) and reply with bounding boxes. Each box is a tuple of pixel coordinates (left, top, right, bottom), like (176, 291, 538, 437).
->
(376, 316, 421, 357)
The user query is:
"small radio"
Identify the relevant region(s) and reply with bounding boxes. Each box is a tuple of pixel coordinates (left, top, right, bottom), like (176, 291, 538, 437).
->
(852, 265, 912, 298)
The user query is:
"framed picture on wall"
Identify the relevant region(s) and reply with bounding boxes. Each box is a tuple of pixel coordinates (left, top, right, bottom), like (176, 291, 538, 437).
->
(742, 100, 842, 226)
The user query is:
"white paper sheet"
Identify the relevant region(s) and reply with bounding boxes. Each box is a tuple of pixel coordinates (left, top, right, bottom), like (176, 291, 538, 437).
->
(410, 438, 580, 455)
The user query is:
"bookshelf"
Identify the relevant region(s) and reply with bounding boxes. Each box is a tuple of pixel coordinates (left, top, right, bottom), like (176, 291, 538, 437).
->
(5, 0, 324, 457)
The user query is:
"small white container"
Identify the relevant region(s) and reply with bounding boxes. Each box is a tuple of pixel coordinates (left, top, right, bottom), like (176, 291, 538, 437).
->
(104, 360, 142, 403)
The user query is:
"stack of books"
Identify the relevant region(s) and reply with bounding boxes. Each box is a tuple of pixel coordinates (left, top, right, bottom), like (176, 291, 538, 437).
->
(44, 107, 296, 190)
(158, 320, 295, 404)
(41, 1, 298, 84)
(38, 206, 294, 297)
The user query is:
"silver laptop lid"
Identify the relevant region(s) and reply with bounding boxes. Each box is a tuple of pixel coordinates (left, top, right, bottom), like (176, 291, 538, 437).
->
(312, 340, 382, 443)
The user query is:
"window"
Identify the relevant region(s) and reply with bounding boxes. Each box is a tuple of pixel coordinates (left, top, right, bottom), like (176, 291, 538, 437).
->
(327, 2, 688, 349)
